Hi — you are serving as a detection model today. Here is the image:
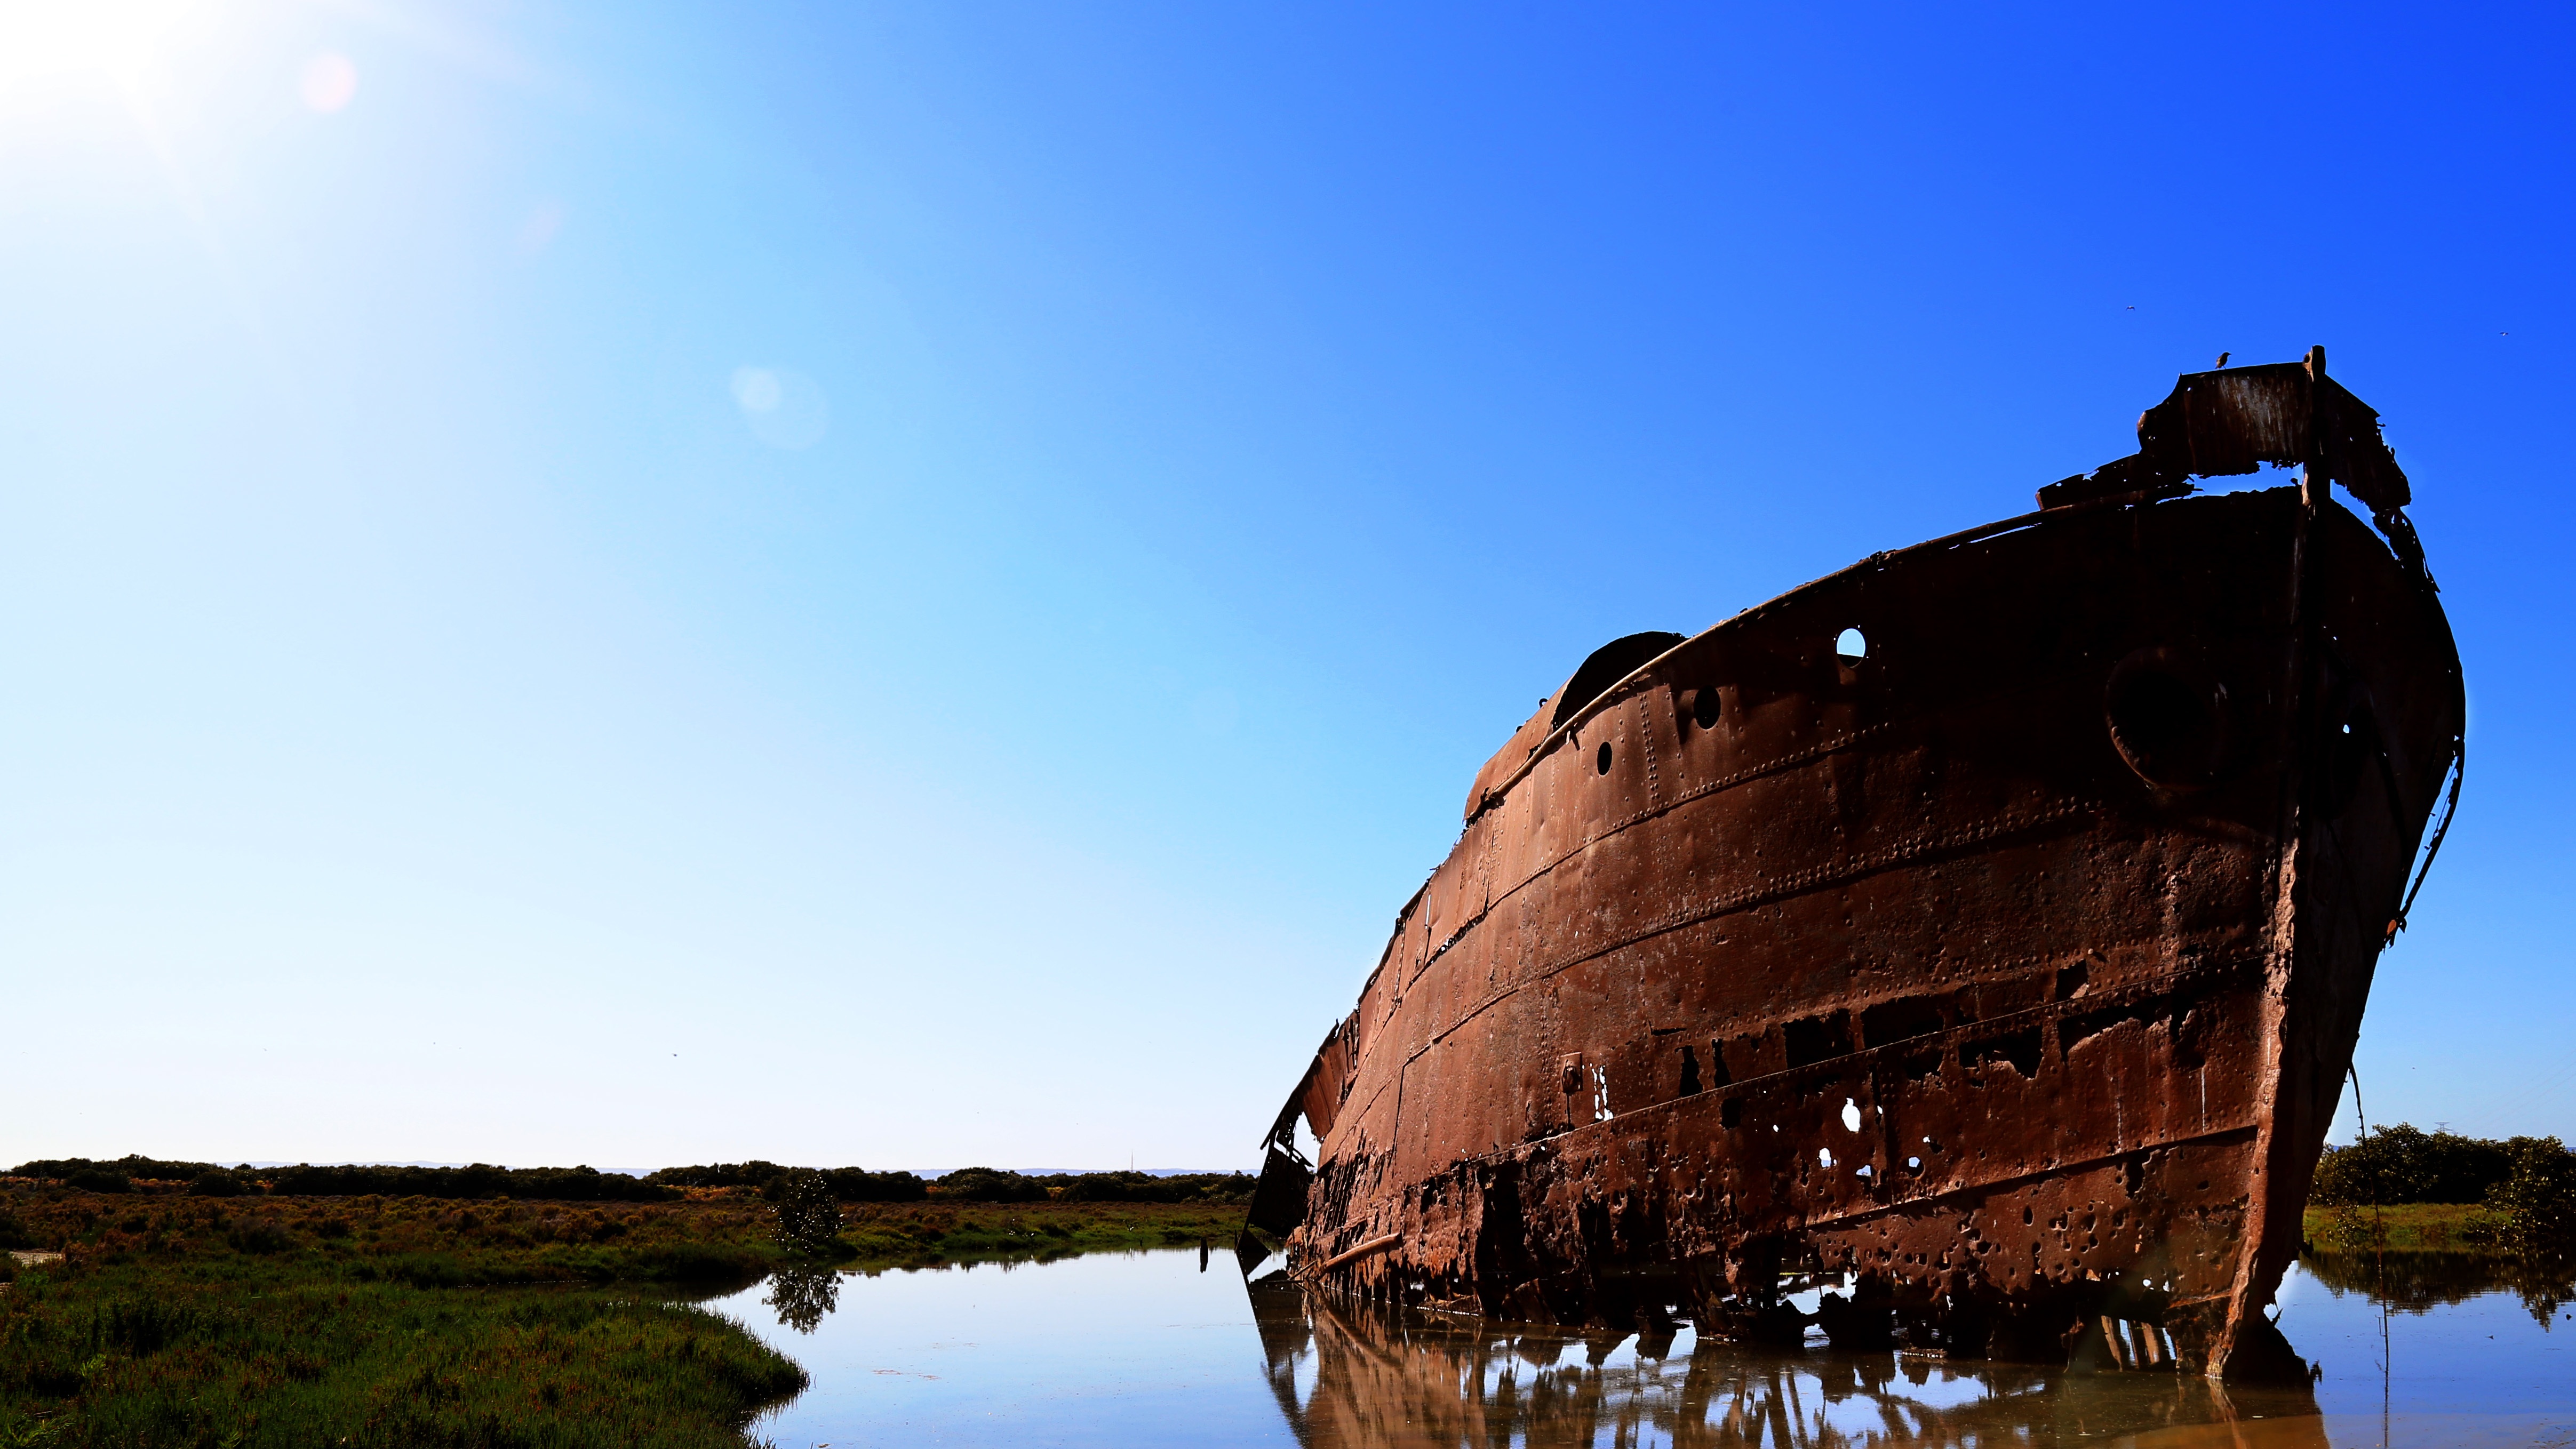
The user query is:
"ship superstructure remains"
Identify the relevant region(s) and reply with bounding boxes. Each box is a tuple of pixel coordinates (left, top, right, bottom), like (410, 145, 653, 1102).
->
(1245, 350, 2462, 1379)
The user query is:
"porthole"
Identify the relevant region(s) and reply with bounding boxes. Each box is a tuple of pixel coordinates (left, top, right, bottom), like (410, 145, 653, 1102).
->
(1835, 627, 1868, 663)
(2313, 692, 2384, 821)
(1690, 687, 1721, 731)
(1596, 742, 1614, 775)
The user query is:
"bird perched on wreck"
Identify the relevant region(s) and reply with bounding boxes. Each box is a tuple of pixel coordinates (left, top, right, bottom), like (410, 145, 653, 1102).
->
(2213, 350, 2230, 367)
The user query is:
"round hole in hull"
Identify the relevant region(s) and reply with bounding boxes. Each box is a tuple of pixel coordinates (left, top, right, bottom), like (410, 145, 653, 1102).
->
(1596, 742, 1614, 775)
(2314, 691, 2384, 821)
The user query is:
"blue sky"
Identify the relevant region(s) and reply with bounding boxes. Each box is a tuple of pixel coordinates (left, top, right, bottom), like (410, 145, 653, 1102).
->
(1, 0, 2568, 1170)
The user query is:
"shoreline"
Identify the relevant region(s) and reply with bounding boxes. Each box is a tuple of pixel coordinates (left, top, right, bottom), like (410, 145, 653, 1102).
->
(0, 1184, 1248, 1446)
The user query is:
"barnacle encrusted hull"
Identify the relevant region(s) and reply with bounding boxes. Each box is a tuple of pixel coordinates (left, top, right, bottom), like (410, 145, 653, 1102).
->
(1249, 354, 2462, 1380)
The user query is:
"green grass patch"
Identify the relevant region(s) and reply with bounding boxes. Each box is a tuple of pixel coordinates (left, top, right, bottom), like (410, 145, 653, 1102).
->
(0, 1260, 803, 1448)
(0, 1184, 1247, 1444)
(0, 1189, 812, 1446)
(2302, 1201, 2511, 1254)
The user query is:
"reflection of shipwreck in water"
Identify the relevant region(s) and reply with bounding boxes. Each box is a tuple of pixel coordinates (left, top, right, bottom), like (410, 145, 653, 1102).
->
(1248, 351, 2464, 1380)
(1247, 1276, 2327, 1448)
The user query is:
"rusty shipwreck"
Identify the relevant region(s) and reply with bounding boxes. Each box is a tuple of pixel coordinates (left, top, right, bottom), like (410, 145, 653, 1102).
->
(1245, 349, 2463, 1380)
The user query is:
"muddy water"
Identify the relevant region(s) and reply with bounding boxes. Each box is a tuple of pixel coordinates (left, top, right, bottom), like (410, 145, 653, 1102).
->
(707, 1251, 2574, 1448)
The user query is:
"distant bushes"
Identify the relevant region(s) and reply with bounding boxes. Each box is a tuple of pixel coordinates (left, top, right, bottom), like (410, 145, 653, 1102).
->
(2485, 1137, 2576, 1246)
(649, 1164, 1254, 1204)
(8, 1158, 251, 1197)
(10, 1155, 1255, 1208)
(1043, 1171, 1257, 1204)
(188, 1169, 248, 1197)
(2314, 1125, 2518, 1205)
(2315, 1126, 2576, 1248)
(642, 1161, 790, 1191)
(262, 1164, 678, 1203)
(920, 1168, 1255, 1204)
(646, 1162, 928, 1203)
(819, 1166, 930, 1202)
(932, 1167, 1051, 1203)
(7, 1156, 219, 1194)
(10, 1157, 674, 1204)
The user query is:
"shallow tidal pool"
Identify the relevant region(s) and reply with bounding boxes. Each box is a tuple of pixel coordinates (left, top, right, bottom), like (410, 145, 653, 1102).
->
(705, 1249, 2574, 1448)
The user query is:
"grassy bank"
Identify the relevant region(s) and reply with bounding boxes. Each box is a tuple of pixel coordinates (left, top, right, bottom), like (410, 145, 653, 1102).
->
(0, 1261, 805, 1448)
(2301, 1201, 2508, 1254)
(0, 1189, 1247, 1281)
(0, 1184, 1245, 1444)
(0, 1190, 793, 1292)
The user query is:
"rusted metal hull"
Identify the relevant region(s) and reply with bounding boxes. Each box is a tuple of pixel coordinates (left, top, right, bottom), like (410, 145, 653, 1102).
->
(1254, 358, 2463, 1380)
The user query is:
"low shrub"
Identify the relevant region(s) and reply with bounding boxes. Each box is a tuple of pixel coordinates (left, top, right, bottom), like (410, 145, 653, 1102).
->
(2314, 1124, 2516, 1205)
(931, 1167, 1047, 1203)
(187, 1170, 246, 1198)
(769, 1170, 843, 1257)
(646, 1160, 792, 1191)
(2486, 1136, 2576, 1245)
(1045, 1170, 1256, 1204)
(652, 1163, 927, 1203)
(9, 1155, 218, 1185)
(820, 1166, 929, 1203)
(11, 1157, 683, 1204)
(261, 1162, 676, 1203)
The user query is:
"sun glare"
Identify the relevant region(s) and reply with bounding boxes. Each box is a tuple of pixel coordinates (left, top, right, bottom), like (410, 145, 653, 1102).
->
(0, 0, 205, 90)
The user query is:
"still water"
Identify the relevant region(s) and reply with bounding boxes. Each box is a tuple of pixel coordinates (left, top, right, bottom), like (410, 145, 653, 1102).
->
(705, 1251, 2574, 1448)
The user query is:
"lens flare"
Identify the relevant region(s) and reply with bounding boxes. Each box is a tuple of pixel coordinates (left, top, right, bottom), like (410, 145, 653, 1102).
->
(731, 367, 783, 414)
(299, 51, 356, 112)
(730, 366, 828, 450)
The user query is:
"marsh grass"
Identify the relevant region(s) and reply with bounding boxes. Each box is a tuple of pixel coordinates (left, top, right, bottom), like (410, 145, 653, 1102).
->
(0, 1191, 791, 1287)
(0, 1189, 796, 1446)
(2302, 1201, 2510, 1253)
(0, 1183, 1246, 1444)
(0, 1261, 804, 1448)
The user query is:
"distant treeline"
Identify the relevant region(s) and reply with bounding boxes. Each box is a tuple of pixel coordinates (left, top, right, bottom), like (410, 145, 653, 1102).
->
(921, 1168, 1256, 1205)
(645, 1163, 925, 1202)
(644, 1163, 1255, 1205)
(6, 1156, 1256, 1207)
(2315, 1125, 2575, 1213)
(7, 1157, 676, 1203)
